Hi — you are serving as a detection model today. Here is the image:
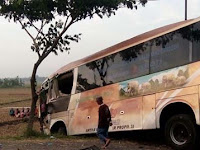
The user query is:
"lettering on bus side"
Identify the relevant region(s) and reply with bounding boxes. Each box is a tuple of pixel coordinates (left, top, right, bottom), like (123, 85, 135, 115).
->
(86, 128, 96, 132)
(112, 124, 134, 130)
(85, 124, 134, 132)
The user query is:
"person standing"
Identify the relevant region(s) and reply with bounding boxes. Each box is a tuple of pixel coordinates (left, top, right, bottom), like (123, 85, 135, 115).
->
(96, 96, 112, 149)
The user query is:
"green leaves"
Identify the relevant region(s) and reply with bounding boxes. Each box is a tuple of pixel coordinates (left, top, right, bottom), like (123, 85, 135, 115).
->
(56, 33, 82, 54)
(0, 0, 147, 58)
(0, 0, 147, 23)
(0, 0, 56, 22)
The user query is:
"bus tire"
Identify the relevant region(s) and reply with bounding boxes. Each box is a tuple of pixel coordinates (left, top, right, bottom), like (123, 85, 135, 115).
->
(164, 114, 196, 150)
(58, 126, 67, 135)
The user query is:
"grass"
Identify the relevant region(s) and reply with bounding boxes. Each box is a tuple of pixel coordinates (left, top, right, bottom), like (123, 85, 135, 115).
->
(0, 87, 40, 138)
(0, 87, 79, 140)
(0, 130, 49, 140)
(0, 116, 41, 139)
(23, 129, 50, 139)
(0, 87, 31, 105)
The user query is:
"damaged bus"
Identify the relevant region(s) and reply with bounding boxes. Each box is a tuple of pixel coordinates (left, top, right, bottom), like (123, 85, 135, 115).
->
(40, 17, 200, 149)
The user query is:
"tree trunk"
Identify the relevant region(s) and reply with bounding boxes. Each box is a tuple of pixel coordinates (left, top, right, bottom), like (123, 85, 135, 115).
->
(27, 63, 39, 132)
(25, 20, 74, 133)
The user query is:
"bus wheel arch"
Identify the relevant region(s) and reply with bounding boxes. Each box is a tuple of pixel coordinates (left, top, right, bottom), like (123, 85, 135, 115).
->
(50, 121, 67, 135)
(159, 102, 197, 149)
(159, 102, 196, 129)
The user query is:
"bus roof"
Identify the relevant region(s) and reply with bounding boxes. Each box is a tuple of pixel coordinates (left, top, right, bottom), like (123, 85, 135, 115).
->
(49, 16, 200, 79)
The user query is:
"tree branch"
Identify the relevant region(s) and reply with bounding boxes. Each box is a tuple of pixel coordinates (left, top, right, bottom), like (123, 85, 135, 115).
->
(41, 19, 74, 61)
(36, 49, 41, 58)
(64, 15, 70, 28)
(19, 20, 35, 41)
(36, 21, 47, 38)
(19, 20, 41, 58)
(28, 20, 47, 38)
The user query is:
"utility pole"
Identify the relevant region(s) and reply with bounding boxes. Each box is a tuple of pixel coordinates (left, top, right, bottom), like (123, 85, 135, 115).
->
(185, 0, 187, 20)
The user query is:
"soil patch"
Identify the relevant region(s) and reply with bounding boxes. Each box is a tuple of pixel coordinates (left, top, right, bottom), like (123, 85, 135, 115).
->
(0, 138, 172, 150)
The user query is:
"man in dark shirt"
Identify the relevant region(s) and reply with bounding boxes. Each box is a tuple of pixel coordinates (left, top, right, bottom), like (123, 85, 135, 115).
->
(96, 96, 112, 149)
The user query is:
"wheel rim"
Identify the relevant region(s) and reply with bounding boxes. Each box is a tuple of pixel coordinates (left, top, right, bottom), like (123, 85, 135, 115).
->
(170, 122, 190, 145)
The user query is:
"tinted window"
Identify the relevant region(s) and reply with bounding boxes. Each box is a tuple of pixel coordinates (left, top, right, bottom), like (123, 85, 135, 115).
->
(192, 22, 200, 62)
(76, 21, 200, 93)
(77, 43, 150, 92)
(150, 30, 190, 73)
(76, 65, 100, 92)
(105, 44, 150, 83)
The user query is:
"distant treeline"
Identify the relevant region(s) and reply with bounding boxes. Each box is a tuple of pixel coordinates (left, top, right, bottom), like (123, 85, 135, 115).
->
(0, 76, 46, 88)
(0, 77, 24, 88)
(22, 75, 46, 85)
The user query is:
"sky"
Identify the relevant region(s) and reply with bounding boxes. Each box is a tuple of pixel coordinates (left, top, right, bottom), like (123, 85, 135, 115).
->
(0, 0, 200, 78)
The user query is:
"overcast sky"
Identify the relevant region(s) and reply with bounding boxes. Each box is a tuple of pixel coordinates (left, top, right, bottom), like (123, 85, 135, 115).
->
(0, 0, 200, 78)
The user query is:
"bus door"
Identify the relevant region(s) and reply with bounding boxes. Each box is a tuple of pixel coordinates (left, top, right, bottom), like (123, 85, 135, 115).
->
(142, 94, 156, 129)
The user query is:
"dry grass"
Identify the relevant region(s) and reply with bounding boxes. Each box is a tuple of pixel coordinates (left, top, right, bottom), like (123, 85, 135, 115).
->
(0, 108, 18, 123)
(0, 108, 40, 138)
(1, 100, 32, 108)
(0, 88, 31, 104)
(0, 87, 40, 138)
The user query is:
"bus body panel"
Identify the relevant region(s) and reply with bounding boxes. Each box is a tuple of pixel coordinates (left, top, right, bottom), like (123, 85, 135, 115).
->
(142, 94, 156, 129)
(68, 61, 200, 134)
(46, 61, 200, 135)
(109, 97, 143, 132)
(50, 111, 69, 128)
(47, 111, 69, 134)
(156, 94, 199, 128)
(154, 62, 200, 127)
(68, 84, 119, 135)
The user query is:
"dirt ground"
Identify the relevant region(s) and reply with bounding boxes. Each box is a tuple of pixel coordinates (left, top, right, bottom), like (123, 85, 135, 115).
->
(0, 129, 173, 150)
(0, 137, 172, 150)
(0, 88, 173, 150)
(0, 107, 172, 150)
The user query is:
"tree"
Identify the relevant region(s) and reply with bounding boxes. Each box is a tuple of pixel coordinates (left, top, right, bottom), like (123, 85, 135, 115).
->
(0, 77, 24, 88)
(0, 0, 147, 132)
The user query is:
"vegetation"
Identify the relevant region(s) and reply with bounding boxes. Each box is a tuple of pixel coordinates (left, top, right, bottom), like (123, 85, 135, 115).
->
(0, 76, 46, 88)
(23, 129, 49, 139)
(0, 77, 24, 88)
(0, 87, 38, 139)
(0, 0, 148, 132)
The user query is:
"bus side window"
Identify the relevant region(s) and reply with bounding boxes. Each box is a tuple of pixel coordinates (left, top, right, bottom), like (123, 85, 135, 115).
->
(192, 22, 200, 62)
(57, 71, 74, 96)
(53, 79, 60, 98)
(47, 82, 53, 101)
(47, 80, 59, 101)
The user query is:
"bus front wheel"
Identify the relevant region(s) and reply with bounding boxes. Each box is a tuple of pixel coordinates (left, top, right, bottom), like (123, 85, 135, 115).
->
(165, 114, 196, 150)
